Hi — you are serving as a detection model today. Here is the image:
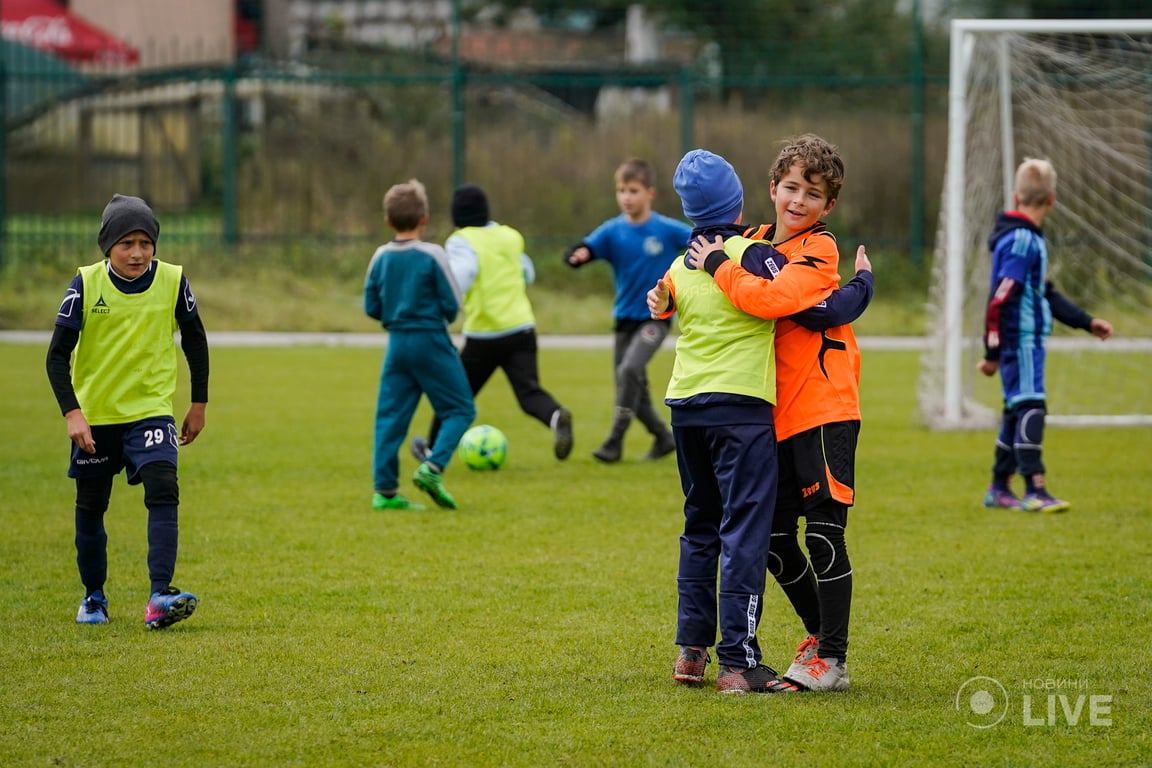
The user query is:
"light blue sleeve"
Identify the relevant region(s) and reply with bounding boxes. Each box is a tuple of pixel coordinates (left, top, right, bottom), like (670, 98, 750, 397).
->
(445, 234, 479, 296)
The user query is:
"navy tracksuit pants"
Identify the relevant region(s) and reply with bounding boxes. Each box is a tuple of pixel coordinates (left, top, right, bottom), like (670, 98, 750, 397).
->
(672, 413, 777, 670)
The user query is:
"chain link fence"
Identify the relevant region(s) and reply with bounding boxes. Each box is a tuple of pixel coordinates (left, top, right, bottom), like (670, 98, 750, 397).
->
(1, 7, 950, 274)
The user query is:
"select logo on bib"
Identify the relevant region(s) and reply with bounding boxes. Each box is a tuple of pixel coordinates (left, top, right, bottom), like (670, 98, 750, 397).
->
(90, 295, 110, 315)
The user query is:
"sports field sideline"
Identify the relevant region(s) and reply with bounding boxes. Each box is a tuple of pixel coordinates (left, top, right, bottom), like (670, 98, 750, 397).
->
(0, 330, 928, 350)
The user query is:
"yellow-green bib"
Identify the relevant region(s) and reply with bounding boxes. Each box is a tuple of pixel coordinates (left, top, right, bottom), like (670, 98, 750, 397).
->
(455, 225, 535, 333)
(73, 261, 182, 425)
(666, 237, 777, 403)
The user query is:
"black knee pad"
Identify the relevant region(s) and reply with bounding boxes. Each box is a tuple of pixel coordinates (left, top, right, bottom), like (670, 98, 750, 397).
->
(768, 533, 809, 582)
(1017, 404, 1047, 447)
(805, 523, 851, 581)
(75, 475, 114, 516)
(139, 462, 179, 508)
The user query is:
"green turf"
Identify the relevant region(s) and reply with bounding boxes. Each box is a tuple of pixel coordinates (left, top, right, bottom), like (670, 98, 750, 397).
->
(2, 343, 1149, 767)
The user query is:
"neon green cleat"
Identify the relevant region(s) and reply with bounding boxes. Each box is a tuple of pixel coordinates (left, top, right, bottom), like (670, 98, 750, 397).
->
(1020, 492, 1070, 514)
(372, 492, 426, 511)
(413, 463, 457, 509)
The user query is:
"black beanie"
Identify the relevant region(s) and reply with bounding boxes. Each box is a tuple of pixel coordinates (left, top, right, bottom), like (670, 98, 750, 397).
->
(97, 194, 160, 255)
(451, 185, 490, 227)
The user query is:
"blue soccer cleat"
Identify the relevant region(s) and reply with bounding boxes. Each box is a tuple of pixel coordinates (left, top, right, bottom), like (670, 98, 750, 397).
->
(145, 587, 197, 630)
(983, 485, 1021, 510)
(76, 590, 109, 624)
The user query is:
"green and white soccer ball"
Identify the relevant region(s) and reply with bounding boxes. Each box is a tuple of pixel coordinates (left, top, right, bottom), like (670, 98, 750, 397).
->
(458, 425, 508, 471)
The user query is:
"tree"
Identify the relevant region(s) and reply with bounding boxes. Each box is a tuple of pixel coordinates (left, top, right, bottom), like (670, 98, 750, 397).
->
(464, 0, 935, 92)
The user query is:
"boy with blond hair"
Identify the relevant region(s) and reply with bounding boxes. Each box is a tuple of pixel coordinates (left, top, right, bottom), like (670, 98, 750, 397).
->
(365, 179, 475, 511)
(978, 157, 1113, 513)
(566, 158, 692, 463)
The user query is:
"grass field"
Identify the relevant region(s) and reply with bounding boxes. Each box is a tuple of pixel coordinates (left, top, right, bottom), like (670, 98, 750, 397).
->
(2, 342, 1150, 767)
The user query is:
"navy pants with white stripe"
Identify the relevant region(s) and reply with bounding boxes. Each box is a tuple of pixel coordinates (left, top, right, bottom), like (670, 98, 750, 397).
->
(673, 418, 777, 670)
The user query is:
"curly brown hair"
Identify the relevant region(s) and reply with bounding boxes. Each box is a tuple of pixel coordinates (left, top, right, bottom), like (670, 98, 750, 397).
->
(770, 134, 845, 203)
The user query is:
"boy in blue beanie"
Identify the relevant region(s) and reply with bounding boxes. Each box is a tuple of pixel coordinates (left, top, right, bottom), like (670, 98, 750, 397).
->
(684, 134, 874, 692)
(647, 150, 842, 693)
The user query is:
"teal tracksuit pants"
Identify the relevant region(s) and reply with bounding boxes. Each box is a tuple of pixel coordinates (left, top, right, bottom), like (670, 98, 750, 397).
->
(373, 329, 475, 492)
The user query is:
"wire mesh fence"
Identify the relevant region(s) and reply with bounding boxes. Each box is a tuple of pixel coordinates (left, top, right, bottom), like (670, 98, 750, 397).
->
(2, 3, 954, 270)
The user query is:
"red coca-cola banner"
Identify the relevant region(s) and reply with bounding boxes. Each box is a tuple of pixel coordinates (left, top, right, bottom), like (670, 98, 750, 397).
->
(1, 0, 139, 64)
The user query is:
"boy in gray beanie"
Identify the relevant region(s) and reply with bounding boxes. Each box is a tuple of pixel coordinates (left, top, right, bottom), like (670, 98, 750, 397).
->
(46, 193, 208, 630)
(98, 194, 160, 255)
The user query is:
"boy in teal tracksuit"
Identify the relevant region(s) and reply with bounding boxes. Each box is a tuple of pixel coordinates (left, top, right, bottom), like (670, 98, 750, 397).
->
(364, 179, 475, 511)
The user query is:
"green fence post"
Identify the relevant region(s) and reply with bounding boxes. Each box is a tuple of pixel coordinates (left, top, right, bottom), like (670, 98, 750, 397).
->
(451, 0, 464, 188)
(679, 66, 694, 154)
(909, 0, 925, 267)
(221, 63, 238, 247)
(0, 34, 7, 269)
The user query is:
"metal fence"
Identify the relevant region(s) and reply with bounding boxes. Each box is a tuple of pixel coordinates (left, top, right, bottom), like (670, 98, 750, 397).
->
(0, 26, 949, 268)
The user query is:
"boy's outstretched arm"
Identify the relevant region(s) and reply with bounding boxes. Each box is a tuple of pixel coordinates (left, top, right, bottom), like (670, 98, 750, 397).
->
(790, 246, 874, 331)
(686, 234, 836, 319)
(1047, 282, 1113, 340)
(564, 243, 593, 267)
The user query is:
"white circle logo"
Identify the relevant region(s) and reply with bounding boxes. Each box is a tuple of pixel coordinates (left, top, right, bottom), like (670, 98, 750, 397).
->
(955, 676, 1008, 728)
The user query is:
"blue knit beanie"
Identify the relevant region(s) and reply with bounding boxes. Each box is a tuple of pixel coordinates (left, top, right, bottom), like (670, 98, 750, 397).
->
(673, 150, 743, 227)
(97, 194, 159, 255)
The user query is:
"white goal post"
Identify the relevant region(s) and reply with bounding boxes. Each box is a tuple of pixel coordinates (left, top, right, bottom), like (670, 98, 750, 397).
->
(920, 19, 1152, 430)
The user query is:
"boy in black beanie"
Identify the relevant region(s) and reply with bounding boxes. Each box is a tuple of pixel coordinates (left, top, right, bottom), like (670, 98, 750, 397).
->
(46, 193, 208, 629)
(411, 184, 574, 463)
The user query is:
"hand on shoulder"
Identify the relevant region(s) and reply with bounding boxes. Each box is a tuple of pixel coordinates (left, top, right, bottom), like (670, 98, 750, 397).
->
(686, 235, 724, 271)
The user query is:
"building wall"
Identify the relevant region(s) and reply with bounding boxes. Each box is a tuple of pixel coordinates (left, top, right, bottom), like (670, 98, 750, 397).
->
(281, 0, 451, 56)
(71, 0, 235, 68)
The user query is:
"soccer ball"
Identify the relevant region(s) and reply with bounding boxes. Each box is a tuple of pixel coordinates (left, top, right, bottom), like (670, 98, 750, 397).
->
(458, 425, 508, 471)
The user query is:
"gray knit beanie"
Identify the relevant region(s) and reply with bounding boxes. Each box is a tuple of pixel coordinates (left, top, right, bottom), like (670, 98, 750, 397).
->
(97, 194, 159, 255)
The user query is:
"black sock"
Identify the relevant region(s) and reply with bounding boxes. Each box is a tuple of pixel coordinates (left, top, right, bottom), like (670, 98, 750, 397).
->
(816, 573, 852, 662)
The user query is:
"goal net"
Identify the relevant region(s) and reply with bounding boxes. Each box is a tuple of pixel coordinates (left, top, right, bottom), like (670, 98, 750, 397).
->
(920, 19, 1152, 430)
